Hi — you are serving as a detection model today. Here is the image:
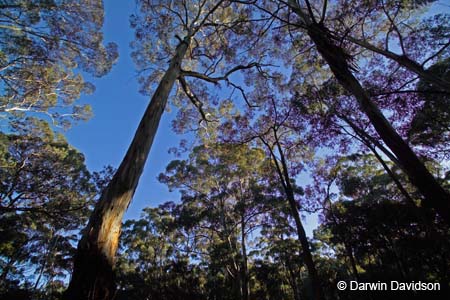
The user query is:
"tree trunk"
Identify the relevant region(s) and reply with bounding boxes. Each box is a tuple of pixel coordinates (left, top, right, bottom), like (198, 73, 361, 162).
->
(285, 260, 301, 300)
(271, 130, 324, 300)
(63, 38, 190, 300)
(371, 146, 417, 205)
(345, 244, 359, 280)
(305, 22, 450, 224)
(339, 114, 417, 206)
(326, 198, 360, 281)
(240, 214, 249, 300)
(284, 179, 323, 300)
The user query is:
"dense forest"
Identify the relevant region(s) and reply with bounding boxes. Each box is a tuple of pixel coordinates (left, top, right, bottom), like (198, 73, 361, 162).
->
(1, 0, 449, 300)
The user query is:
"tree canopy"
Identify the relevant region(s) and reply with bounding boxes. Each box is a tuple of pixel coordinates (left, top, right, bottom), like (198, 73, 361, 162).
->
(1, 1, 449, 300)
(0, 0, 118, 128)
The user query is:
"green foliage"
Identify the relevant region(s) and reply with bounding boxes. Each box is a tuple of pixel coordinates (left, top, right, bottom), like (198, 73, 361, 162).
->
(0, 118, 109, 298)
(2, 1, 450, 299)
(0, 0, 118, 128)
(314, 153, 450, 299)
(409, 58, 450, 148)
(116, 204, 206, 300)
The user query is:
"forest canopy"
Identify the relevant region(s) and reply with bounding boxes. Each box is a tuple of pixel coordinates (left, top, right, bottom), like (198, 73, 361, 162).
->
(1, 1, 449, 300)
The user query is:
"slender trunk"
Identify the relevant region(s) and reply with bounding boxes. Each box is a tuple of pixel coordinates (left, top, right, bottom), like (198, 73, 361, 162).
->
(63, 38, 190, 300)
(338, 114, 403, 171)
(328, 213, 357, 284)
(34, 233, 59, 293)
(381, 234, 407, 279)
(344, 244, 359, 280)
(305, 22, 450, 224)
(237, 180, 249, 300)
(33, 251, 48, 292)
(346, 36, 450, 92)
(283, 175, 323, 300)
(221, 198, 241, 300)
(371, 147, 416, 204)
(284, 256, 301, 300)
(327, 199, 360, 281)
(270, 130, 324, 300)
(340, 114, 416, 205)
(240, 214, 249, 300)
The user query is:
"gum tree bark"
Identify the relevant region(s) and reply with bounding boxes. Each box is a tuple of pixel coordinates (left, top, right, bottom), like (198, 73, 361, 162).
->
(63, 37, 190, 300)
(286, 0, 450, 224)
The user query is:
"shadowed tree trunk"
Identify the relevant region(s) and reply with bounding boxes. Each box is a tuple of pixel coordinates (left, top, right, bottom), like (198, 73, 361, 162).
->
(236, 178, 249, 300)
(63, 37, 190, 300)
(306, 22, 450, 224)
(273, 137, 324, 300)
(283, 187, 323, 300)
(240, 210, 249, 300)
(326, 198, 360, 281)
(338, 114, 416, 206)
(286, 0, 450, 224)
(259, 127, 324, 300)
(285, 259, 301, 300)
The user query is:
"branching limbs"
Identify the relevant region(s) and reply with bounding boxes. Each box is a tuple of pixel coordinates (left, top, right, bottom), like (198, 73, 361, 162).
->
(181, 62, 268, 83)
(180, 62, 269, 109)
(178, 75, 214, 123)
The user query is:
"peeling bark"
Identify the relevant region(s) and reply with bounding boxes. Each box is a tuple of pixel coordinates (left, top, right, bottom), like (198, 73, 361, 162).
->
(63, 38, 190, 300)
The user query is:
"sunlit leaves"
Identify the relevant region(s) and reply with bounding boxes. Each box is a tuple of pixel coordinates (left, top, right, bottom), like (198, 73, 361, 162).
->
(0, 0, 118, 128)
(0, 118, 110, 295)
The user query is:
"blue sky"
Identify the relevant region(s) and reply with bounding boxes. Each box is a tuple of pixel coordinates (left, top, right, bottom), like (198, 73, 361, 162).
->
(66, 0, 449, 235)
(63, 0, 450, 237)
(73, 1, 450, 236)
(66, 1, 183, 220)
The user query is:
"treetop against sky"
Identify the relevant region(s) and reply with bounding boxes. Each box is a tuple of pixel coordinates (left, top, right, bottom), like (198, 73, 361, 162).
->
(1, 0, 450, 299)
(62, 0, 450, 230)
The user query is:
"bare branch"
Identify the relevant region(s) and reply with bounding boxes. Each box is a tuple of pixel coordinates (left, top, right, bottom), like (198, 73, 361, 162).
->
(181, 62, 267, 83)
(178, 75, 216, 123)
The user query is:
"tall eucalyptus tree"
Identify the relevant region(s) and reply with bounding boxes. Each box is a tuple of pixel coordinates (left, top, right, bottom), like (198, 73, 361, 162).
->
(278, 0, 450, 222)
(65, 1, 265, 298)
